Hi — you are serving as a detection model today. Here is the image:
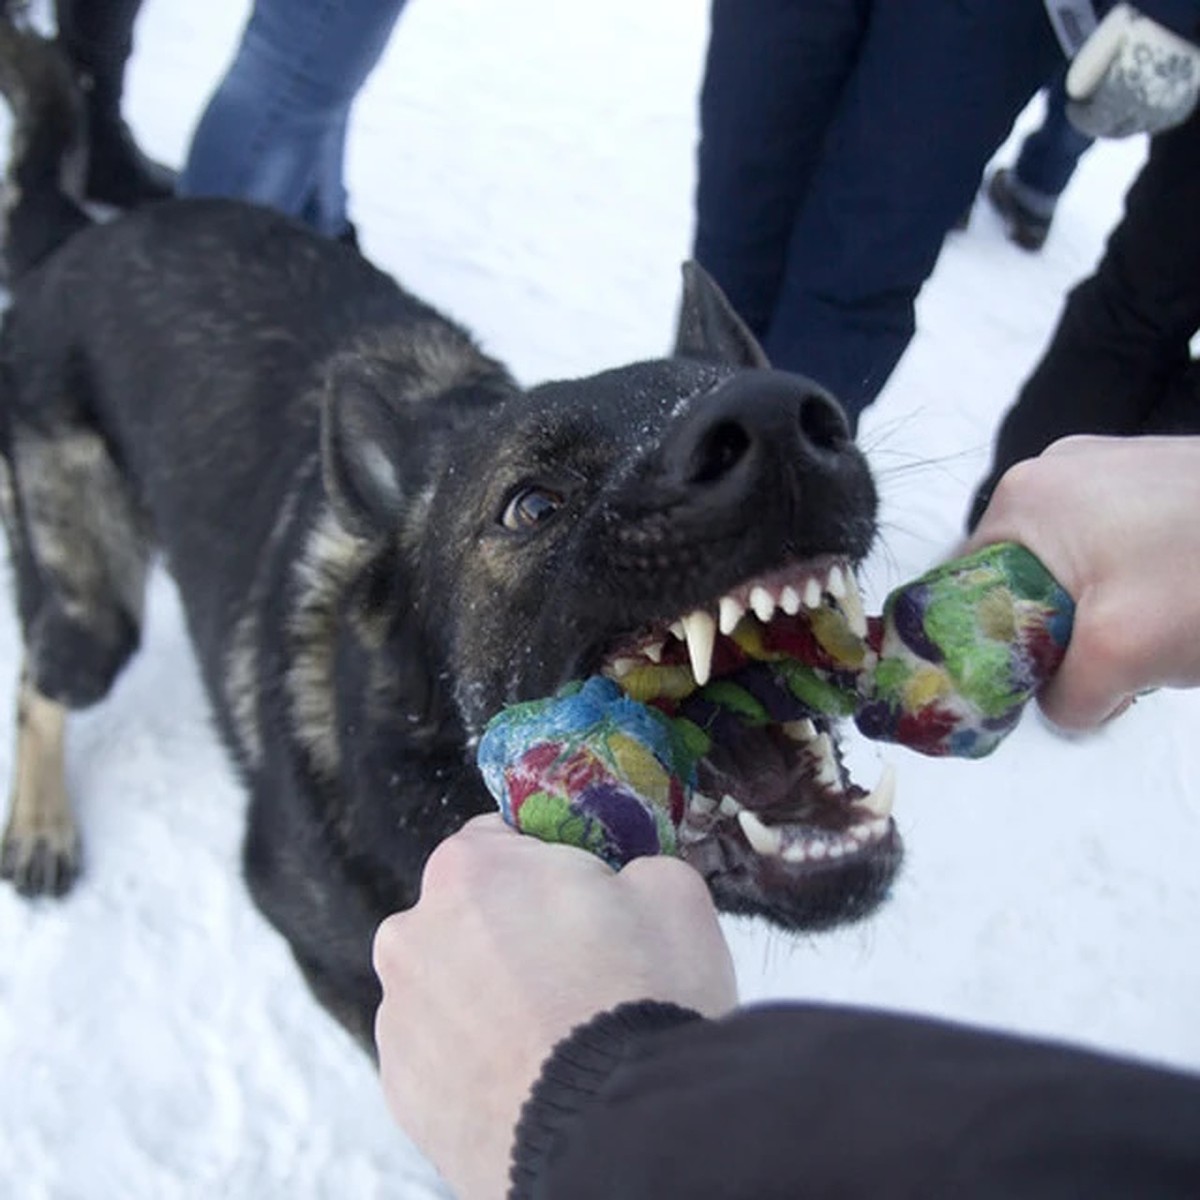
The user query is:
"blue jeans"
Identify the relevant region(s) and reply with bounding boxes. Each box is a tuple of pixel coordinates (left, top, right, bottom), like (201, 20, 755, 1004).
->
(178, 0, 407, 237)
(694, 0, 1063, 425)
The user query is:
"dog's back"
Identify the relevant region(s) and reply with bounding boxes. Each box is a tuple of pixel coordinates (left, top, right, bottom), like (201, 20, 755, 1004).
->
(4, 199, 464, 658)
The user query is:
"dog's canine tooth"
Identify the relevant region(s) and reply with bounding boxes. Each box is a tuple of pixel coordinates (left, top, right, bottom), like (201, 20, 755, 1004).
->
(779, 584, 801, 615)
(812, 731, 840, 786)
(782, 717, 818, 742)
(643, 640, 665, 664)
(827, 563, 847, 599)
(681, 609, 717, 686)
(857, 763, 896, 819)
(718, 594, 745, 636)
(749, 585, 775, 624)
(803, 576, 823, 609)
(737, 809, 784, 856)
(839, 573, 868, 637)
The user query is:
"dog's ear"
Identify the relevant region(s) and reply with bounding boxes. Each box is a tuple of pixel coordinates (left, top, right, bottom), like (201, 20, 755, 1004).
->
(321, 356, 425, 539)
(673, 260, 770, 369)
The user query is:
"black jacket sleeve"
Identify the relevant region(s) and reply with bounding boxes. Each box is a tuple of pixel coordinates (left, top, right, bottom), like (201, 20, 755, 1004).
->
(508, 1001, 1200, 1199)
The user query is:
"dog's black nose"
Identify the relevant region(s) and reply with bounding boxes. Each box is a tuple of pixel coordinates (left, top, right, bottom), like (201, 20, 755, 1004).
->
(666, 368, 853, 494)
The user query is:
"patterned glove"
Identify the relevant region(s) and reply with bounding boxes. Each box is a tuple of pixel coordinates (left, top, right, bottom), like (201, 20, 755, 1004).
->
(1065, 3, 1200, 137)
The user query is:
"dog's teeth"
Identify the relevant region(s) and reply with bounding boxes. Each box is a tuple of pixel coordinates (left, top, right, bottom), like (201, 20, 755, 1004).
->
(749, 585, 776, 623)
(681, 610, 717, 686)
(718, 595, 745, 636)
(858, 763, 896, 819)
(808, 840, 828, 860)
(643, 640, 665, 664)
(827, 564, 847, 599)
(840, 572, 868, 638)
(669, 620, 686, 641)
(812, 732, 841, 786)
(849, 816, 891, 842)
(737, 810, 783, 856)
(803, 576, 823, 609)
(689, 791, 717, 816)
(782, 718, 818, 743)
(782, 840, 810, 864)
(780, 585, 801, 615)
(719, 794, 742, 817)
(608, 656, 640, 679)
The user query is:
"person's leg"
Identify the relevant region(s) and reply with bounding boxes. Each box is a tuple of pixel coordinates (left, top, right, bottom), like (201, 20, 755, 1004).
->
(692, 0, 869, 338)
(986, 68, 1096, 251)
(1013, 68, 1093, 199)
(179, 0, 405, 237)
(968, 104, 1200, 529)
(761, 0, 1061, 425)
(300, 111, 352, 239)
(54, 0, 175, 207)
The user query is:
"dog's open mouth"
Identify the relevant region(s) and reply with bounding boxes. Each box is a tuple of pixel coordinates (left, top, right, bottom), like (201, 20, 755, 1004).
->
(595, 555, 901, 924)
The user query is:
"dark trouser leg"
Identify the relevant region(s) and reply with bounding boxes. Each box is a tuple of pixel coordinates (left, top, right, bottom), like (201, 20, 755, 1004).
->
(693, 0, 869, 339)
(54, 0, 176, 206)
(969, 104, 1200, 530)
(1014, 68, 1093, 200)
(763, 0, 1061, 425)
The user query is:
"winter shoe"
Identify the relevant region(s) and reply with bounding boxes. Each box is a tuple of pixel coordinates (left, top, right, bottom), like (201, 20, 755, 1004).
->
(986, 168, 1053, 252)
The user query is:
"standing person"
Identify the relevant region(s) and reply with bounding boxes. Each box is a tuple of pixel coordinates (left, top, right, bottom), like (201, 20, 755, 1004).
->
(968, 100, 1200, 530)
(0, 0, 175, 206)
(986, 68, 1095, 251)
(372, 435, 1200, 1200)
(692, 1, 1200, 431)
(177, 0, 408, 243)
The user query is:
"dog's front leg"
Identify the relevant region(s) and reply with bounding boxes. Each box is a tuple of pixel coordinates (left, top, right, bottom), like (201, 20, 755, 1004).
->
(0, 664, 79, 897)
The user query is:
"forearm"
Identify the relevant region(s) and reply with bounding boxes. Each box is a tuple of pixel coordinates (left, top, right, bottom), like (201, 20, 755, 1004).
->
(511, 1002, 1200, 1199)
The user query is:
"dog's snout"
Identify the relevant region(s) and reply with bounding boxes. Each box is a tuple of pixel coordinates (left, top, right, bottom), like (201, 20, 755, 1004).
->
(686, 418, 753, 486)
(796, 388, 851, 455)
(668, 369, 853, 494)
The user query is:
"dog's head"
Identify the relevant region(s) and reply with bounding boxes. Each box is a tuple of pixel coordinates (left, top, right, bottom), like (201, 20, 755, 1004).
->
(321, 265, 900, 930)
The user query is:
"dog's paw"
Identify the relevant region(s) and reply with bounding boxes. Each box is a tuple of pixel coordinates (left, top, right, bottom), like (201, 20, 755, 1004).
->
(0, 821, 81, 898)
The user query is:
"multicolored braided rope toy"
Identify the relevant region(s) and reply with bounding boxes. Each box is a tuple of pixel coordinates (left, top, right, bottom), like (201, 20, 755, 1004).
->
(477, 542, 1074, 865)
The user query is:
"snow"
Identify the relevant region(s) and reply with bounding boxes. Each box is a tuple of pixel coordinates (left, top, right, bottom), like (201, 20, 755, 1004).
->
(1, 1, 1198, 1196)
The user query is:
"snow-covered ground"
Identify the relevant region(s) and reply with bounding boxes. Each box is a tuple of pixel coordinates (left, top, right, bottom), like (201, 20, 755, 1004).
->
(1, 2, 1197, 1197)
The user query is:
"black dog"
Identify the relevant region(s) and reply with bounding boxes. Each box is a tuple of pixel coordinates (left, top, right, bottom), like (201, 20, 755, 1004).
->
(0, 21, 899, 1050)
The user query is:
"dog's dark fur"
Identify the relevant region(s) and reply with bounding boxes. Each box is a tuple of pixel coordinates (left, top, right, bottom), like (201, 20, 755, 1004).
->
(0, 22, 892, 1050)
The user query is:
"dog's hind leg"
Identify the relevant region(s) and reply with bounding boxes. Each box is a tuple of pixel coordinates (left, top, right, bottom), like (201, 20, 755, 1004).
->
(0, 419, 151, 896)
(1, 666, 76, 896)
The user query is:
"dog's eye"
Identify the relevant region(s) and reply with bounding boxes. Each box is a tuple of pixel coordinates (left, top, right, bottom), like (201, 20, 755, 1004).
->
(501, 486, 563, 531)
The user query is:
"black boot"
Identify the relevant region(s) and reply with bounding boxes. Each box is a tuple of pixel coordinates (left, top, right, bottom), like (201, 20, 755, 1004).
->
(985, 168, 1053, 252)
(54, 0, 175, 208)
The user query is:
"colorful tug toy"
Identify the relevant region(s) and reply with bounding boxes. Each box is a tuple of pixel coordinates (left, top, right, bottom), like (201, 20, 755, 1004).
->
(478, 543, 1074, 868)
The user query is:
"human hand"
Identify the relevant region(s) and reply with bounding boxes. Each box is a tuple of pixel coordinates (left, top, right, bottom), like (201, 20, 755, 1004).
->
(373, 814, 737, 1200)
(964, 435, 1200, 729)
(1065, 3, 1200, 137)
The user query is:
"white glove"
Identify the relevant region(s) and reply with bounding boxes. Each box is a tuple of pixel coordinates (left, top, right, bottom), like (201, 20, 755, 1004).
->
(1065, 3, 1200, 137)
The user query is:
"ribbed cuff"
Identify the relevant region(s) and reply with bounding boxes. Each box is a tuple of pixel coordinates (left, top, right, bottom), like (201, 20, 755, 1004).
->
(507, 1000, 703, 1200)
